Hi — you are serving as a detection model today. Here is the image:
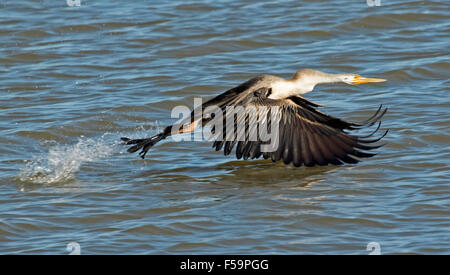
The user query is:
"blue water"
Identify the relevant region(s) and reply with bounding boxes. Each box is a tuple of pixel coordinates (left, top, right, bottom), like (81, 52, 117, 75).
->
(0, 0, 449, 254)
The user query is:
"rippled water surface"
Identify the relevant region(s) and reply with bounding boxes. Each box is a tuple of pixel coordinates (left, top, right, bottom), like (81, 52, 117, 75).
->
(1, 0, 449, 254)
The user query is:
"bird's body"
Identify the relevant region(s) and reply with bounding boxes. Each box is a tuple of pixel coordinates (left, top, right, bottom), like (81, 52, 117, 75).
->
(121, 69, 387, 167)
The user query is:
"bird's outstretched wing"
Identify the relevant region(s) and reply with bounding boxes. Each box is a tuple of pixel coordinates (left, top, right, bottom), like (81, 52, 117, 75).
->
(212, 87, 388, 167)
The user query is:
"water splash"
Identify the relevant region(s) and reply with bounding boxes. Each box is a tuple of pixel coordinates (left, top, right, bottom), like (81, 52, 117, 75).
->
(19, 134, 119, 184)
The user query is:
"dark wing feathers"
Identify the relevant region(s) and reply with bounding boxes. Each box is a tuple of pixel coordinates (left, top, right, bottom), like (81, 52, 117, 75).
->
(212, 91, 387, 167)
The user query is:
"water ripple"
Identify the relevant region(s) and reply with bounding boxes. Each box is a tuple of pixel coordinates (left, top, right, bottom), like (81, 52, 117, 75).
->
(0, 0, 448, 254)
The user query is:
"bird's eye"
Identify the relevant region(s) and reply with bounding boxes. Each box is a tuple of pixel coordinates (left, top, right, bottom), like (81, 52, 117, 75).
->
(343, 76, 354, 83)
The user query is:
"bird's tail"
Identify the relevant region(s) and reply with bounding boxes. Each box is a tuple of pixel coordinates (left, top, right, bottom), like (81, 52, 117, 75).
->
(121, 133, 166, 159)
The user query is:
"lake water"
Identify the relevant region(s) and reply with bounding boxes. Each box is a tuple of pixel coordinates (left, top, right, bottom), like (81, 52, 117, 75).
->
(0, 0, 449, 254)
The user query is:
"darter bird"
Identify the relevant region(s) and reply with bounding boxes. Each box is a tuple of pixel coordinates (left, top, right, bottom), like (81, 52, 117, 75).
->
(121, 69, 388, 167)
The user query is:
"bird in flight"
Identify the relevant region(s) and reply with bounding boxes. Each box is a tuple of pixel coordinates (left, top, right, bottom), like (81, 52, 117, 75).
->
(121, 69, 388, 167)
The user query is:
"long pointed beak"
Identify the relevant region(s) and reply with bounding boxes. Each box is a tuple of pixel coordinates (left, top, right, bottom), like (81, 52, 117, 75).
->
(353, 75, 386, 85)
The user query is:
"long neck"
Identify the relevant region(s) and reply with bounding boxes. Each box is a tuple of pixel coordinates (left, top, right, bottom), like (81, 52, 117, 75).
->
(294, 72, 343, 88)
(295, 72, 346, 93)
(270, 73, 343, 99)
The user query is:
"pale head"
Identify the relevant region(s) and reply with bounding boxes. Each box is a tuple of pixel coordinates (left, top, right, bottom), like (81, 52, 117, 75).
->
(269, 68, 386, 99)
(293, 69, 386, 85)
